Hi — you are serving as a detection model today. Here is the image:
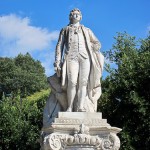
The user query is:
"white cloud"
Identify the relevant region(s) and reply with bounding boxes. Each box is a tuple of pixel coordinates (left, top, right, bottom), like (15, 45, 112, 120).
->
(0, 14, 59, 56)
(0, 14, 59, 76)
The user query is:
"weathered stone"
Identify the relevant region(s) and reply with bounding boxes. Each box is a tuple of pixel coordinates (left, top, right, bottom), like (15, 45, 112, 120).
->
(41, 112, 121, 150)
(41, 8, 121, 150)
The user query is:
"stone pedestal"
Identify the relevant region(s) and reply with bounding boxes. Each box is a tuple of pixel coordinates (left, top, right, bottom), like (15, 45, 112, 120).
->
(41, 112, 121, 150)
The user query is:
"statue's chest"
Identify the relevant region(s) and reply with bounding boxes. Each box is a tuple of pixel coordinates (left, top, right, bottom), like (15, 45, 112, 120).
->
(68, 28, 85, 44)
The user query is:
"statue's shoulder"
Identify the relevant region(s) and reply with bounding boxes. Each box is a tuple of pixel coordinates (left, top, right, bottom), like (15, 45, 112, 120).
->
(59, 25, 70, 35)
(81, 25, 91, 32)
(61, 25, 70, 31)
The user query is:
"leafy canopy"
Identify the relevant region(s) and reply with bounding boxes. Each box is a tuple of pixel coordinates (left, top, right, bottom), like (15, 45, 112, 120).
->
(99, 32, 150, 150)
(0, 53, 48, 98)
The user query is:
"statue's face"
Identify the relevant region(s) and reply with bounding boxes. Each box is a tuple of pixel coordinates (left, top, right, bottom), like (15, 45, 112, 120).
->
(70, 10, 81, 24)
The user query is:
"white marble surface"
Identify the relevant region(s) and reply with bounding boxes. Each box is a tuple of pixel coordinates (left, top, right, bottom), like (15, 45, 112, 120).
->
(41, 112, 121, 150)
(41, 8, 121, 150)
(54, 8, 104, 112)
(58, 112, 102, 119)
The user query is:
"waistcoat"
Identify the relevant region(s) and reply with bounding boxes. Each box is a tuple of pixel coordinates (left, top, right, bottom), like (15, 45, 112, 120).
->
(67, 26, 89, 59)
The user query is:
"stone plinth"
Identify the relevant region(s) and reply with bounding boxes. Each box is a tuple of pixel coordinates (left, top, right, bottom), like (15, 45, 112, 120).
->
(41, 112, 121, 150)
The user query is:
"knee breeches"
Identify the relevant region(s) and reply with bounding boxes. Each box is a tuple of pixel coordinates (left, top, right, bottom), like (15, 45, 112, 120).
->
(67, 55, 90, 87)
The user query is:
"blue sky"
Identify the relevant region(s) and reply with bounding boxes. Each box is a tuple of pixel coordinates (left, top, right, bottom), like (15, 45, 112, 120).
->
(0, 0, 149, 77)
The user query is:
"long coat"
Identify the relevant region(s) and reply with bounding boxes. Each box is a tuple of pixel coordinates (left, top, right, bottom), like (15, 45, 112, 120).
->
(55, 24, 104, 112)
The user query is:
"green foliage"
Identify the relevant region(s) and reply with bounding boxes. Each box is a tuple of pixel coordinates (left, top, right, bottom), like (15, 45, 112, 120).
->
(0, 89, 50, 149)
(99, 32, 150, 149)
(0, 53, 48, 98)
(0, 58, 18, 96)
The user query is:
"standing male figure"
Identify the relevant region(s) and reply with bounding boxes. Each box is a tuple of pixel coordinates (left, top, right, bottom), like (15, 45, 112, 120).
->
(54, 8, 104, 112)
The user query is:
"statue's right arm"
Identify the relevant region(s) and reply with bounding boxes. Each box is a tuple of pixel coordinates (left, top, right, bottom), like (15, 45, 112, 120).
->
(54, 28, 65, 76)
(55, 28, 65, 66)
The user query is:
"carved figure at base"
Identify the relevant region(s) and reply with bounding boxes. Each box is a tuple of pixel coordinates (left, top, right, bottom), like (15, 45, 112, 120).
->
(54, 8, 104, 112)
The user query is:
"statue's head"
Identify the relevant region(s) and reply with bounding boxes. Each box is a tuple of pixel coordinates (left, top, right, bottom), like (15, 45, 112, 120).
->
(69, 8, 82, 24)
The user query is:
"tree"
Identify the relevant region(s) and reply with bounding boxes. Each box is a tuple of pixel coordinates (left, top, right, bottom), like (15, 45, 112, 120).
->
(0, 58, 18, 97)
(0, 53, 48, 98)
(0, 89, 50, 149)
(98, 32, 150, 150)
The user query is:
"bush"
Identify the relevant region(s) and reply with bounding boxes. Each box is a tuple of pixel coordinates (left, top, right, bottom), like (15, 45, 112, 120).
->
(0, 89, 50, 150)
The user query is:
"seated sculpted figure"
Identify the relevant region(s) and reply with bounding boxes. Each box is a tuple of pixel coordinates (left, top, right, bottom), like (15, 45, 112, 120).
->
(54, 8, 104, 112)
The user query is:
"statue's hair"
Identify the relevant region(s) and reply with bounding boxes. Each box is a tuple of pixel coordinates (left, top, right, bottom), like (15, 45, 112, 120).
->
(69, 8, 82, 21)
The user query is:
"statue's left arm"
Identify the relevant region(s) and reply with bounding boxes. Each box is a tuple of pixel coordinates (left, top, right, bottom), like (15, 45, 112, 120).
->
(88, 28, 104, 73)
(88, 29, 101, 51)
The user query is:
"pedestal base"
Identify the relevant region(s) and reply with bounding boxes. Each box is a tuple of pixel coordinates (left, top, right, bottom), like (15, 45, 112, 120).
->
(41, 112, 121, 150)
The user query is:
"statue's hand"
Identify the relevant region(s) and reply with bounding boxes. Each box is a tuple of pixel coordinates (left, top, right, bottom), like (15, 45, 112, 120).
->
(55, 66, 61, 77)
(54, 62, 61, 77)
(91, 43, 100, 51)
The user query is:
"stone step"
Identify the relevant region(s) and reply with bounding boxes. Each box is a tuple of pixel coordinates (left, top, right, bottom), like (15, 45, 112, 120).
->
(54, 118, 107, 125)
(58, 112, 102, 119)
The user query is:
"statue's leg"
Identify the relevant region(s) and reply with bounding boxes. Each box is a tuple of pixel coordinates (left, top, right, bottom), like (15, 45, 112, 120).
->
(66, 59, 79, 112)
(78, 56, 90, 111)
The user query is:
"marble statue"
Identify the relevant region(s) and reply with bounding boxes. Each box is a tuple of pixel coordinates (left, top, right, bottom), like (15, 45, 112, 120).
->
(54, 8, 104, 112)
(41, 9, 121, 150)
(43, 8, 104, 127)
